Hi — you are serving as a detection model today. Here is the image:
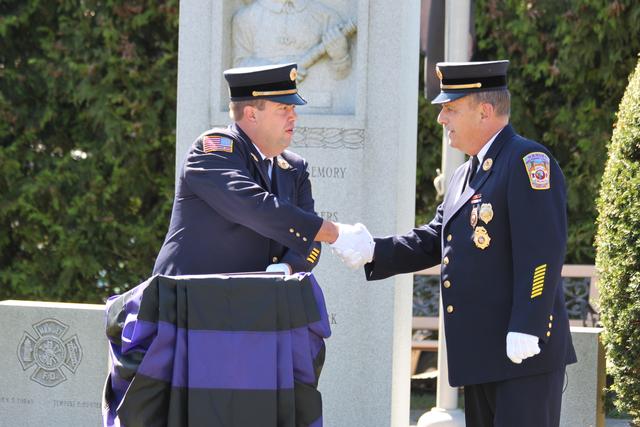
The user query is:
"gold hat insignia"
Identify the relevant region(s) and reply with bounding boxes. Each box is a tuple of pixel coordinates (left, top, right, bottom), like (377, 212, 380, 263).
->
(483, 158, 493, 171)
(436, 67, 443, 80)
(290, 68, 298, 81)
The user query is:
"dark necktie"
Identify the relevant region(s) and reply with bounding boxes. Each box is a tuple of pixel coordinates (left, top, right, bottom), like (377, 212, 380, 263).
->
(462, 155, 479, 193)
(468, 155, 479, 184)
(263, 158, 272, 181)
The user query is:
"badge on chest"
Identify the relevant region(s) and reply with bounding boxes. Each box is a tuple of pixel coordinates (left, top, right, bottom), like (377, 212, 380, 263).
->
(469, 195, 494, 250)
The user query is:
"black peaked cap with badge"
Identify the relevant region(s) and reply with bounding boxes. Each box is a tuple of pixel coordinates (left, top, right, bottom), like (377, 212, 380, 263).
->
(432, 60, 509, 104)
(224, 62, 307, 105)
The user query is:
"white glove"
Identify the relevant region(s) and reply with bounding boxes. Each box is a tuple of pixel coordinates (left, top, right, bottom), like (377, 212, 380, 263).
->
(330, 223, 375, 269)
(506, 331, 541, 364)
(265, 263, 291, 275)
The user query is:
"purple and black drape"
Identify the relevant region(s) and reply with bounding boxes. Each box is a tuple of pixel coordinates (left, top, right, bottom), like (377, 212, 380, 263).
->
(102, 273, 330, 427)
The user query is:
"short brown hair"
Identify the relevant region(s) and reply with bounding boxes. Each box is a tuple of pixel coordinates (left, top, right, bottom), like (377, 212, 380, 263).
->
(229, 99, 266, 121)
(469, 89, 511, 117)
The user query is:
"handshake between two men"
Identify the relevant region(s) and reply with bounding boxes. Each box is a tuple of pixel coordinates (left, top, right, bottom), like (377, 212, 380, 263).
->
(321, 221, 542, 367)
(329, 222, 376, 269)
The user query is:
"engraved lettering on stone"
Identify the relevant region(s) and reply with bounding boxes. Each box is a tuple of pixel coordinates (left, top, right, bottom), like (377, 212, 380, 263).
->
(319, 211, 339, 221)
(330, 313, 337, 325)
(232, 0, 356, 81)
(292, 127, 364, 149)
(210, 126, 364, 150)
(310, 166, 347, 179)
(17, 318, 83, 387)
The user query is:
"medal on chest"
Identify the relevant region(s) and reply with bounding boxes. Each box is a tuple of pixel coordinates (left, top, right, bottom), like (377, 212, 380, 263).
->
(473, 226, 491, 250)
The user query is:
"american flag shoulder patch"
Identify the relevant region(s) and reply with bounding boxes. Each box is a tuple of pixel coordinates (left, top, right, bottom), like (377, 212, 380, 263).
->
(203, 135, 233, 154)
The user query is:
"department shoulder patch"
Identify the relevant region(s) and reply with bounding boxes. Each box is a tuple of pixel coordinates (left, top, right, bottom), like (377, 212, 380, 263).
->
(522, 152, 550, 190)
(203, 135, 233, 154)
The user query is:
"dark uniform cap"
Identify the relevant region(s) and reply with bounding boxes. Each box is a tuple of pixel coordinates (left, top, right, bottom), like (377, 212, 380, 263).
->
(223, 62, 307, 105)
(431, 60, 509, 104)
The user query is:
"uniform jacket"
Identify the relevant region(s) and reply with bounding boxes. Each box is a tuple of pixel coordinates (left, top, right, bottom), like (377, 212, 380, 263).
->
(365, 125, 577, 386)
(153, 123, 323, 276)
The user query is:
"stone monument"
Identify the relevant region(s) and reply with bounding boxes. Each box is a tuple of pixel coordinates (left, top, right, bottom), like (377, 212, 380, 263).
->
(0, 300, 107, 427)
(176, 0, 421, 425)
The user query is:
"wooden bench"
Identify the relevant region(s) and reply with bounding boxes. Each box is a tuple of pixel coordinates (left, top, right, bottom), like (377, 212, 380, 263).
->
(410, 264, 598, 374)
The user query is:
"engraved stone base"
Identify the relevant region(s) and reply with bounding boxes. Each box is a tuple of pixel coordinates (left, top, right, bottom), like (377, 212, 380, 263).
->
(0, 301, 107, 427)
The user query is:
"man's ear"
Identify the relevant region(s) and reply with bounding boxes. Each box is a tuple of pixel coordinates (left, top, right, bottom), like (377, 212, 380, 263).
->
(480, 102, 494, 120)
(245, 105, 257, 122)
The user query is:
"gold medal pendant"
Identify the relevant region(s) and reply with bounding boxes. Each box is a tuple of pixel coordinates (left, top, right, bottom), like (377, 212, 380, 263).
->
(479, 203, 494, 224)
(473, 226, 491, 250)
(470, 206, 478, 228)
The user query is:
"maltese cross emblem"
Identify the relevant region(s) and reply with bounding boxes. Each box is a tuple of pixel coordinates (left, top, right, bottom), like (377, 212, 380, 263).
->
(17, 318, 83, 387)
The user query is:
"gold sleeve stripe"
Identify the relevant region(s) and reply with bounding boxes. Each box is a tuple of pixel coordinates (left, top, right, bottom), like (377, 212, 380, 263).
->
(530, 264, 547, 299)
(306, 257, 316, 263)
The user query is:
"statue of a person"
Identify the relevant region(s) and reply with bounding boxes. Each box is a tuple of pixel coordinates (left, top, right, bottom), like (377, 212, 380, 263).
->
(232, 0, 352, 81)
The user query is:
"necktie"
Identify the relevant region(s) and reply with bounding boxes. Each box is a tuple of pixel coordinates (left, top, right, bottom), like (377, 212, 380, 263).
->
(264, 158, 272, 180)
(468, 155, 479, 185)
(461, 155, 479, 194)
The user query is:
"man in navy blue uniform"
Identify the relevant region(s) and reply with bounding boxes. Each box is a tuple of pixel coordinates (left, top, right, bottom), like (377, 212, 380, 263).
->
(153, 63, 371, 276)
(336, 61, 577, 426)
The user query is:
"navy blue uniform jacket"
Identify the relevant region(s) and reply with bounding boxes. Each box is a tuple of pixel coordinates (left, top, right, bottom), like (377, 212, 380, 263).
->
(365, 125, 576, 386)
(153, 123, 324, 276)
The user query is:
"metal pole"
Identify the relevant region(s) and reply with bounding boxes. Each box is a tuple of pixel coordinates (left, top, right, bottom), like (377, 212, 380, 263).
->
(418, 0, 470, 425)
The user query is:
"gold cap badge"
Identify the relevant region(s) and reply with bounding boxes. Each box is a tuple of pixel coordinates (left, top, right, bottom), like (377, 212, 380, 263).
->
(473, 226, 491, 250)
(290, 68, 298, 81)
(436, 67, 443, 80)
(479, 203, 494, 224)
(483, 158, 493, 171)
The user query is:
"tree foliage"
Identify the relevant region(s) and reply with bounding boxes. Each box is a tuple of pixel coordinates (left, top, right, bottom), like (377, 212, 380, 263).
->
(2, 0, 640, 303)
(595, 56, 640, 425)
(0, 1, 178, 302)
(417, 0, 640, 263)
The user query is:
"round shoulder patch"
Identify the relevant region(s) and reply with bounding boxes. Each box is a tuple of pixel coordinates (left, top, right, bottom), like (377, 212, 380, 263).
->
(522, 152, 550, 190)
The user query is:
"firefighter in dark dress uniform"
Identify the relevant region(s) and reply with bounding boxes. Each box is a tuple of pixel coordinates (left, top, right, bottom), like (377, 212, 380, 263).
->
(337, 61, 577, 427)
(153, 62, 373, 277)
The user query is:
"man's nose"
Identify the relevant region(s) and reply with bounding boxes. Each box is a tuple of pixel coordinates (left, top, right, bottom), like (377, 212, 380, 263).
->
(437, 109, 446, 125)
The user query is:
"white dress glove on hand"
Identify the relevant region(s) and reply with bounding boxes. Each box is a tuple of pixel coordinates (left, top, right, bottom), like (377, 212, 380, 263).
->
(330, 223, 375, 269)
(265, 263, 292, 275)
(506, 331, 541, 364)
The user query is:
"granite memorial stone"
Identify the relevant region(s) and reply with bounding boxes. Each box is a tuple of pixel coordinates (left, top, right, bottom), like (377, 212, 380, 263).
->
(0, 300, 107, 427)
(560, 327, 606, 427)
(176, 0, 421, 425)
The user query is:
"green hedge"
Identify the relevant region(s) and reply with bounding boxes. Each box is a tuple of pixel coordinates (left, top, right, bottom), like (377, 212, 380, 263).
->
(417, 0, 640, 264)
(0, 1, 178, 302)
(595, 56, 640, 424)
(1, 1, 640, 302)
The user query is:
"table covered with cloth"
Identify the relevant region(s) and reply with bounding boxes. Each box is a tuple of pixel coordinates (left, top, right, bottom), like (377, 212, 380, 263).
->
(102, 273, 331, 427)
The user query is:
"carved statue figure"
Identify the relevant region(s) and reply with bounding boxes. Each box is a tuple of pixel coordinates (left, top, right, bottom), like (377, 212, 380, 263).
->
(232, 0, 356, 81)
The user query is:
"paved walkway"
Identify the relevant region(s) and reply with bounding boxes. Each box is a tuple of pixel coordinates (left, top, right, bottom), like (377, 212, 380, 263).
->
(409, 410, 632, 426)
